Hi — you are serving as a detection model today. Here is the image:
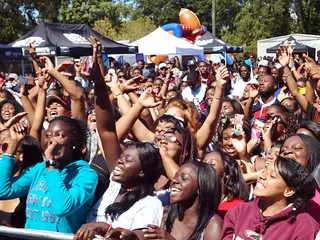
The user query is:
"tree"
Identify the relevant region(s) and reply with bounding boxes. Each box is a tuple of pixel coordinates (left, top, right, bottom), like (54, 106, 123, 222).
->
(58, 0, 131, 28)
(293, 0, 320, 34)
(93, 17, 157, 41)
(220, 0, 291, 55)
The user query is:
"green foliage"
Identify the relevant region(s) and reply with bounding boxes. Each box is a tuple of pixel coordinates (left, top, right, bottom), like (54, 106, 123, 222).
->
(93, 17, 157, 41)
(220, 0, 291, 55)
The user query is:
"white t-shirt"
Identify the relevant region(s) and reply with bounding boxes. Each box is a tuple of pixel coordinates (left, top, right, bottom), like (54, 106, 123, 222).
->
(86, 174, 163, 230)
(182, 83, 207, 109)
(231, 78, 258, 99)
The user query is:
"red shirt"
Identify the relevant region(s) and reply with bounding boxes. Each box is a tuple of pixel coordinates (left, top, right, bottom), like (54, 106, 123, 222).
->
(218, 198, 244, 219)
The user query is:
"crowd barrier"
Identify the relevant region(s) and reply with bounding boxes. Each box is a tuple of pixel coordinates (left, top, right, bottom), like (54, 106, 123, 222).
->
(0, 226, 74, 239)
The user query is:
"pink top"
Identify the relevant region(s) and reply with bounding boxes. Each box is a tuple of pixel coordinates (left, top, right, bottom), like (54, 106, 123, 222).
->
(307, 188, 320, 224)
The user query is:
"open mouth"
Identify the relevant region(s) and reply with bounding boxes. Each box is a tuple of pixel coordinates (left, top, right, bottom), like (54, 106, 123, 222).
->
(113, 166, 124, 176)
(170, 187, 181, 195)
(50, 111, 58, 117)
(256, 182, 266, 190)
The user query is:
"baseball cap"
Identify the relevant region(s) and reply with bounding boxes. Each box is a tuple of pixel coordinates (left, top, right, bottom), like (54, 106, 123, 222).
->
(46, 95, 71, 111)
(159, 63, 166, 69)
(187, 60, 196, 66)
(258, 60, 269, 68)
(8, 73, 18, 80)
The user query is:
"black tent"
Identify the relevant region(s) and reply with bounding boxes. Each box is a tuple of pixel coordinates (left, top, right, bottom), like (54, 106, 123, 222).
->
(10, 22, 138, 57)
(194, 32, 243, 53)
(266, 36, 316, 58)
(0, 44, 23, 60)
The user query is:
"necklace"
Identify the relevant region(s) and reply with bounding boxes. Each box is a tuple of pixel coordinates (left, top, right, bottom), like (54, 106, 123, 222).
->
(119, 187, 134, 195)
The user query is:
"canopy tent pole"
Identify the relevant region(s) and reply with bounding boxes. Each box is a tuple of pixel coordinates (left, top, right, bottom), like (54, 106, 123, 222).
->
(21, 58, 24, 75)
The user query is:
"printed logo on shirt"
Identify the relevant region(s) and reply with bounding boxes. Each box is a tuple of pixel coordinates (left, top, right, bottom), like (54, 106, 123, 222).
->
(244, 230, 263, 240)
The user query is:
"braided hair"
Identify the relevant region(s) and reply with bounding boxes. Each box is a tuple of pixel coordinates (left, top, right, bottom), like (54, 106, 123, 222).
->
(275, 156, 316, 223)
(105, 142, 163, 221)
(50, 116, 89, 161)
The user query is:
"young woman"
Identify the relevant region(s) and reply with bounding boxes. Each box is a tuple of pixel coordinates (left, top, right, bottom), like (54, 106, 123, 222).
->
(0, 135, 43, 229)
(0, 116, 98, 234)
(280, 134, 320, 223)
(73, 53, 164, 240)
(203, 150, 248, 218)
(141, 161, 223, 240)
(221, 157, 319, 239)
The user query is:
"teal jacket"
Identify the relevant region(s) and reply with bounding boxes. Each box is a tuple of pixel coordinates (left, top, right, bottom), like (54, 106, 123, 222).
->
(0, 155, 98, 234)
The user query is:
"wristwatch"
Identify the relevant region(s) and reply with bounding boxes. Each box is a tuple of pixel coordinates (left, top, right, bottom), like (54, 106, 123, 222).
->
(46, 159, 59, 168)
(274, 62, 283, 70)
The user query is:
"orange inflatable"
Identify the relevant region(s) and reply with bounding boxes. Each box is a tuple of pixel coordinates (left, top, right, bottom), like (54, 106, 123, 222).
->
(147, 55, 168, 66)
(179, 8, 201, 36)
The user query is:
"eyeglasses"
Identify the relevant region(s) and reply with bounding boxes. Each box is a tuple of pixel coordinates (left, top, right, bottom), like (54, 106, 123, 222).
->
(165, 68, 170, 70)
(160, 68, 166, 70)
(265, 115, 286, 125)
(118, 75, 125, 79)
(155, 134, 182, 146)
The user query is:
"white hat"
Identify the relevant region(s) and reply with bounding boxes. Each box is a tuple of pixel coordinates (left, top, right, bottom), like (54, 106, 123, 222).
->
(8, 73, 18, 80)
(258, 60, 269, 68)
(159, 63, 166, 69)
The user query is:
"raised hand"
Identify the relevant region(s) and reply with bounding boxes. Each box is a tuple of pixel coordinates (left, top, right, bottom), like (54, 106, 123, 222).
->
(4, 112, 29, 129)
(231, 132, 247, 156)
(9, 122, 28, 142)
(121, 77, 140, 93)
(104, 69, 120, 90)
(249, 83, 259, 100)
(216, 66, 230, 87)
(55, 61, 73, 73)
(143, 224, 176, 240)
(138, 88, 163, 108)
(29, 43, 37, 60)
(39, 56, 54, 71)
(277, 45, 294, 67)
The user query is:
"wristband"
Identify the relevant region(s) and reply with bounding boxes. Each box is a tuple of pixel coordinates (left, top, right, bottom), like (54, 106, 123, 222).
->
(274, 62, 283, 70)
(113, 92, 123, 99)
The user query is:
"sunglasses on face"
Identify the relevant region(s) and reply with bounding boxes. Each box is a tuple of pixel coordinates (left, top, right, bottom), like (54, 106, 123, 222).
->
(118, 75, 125, 78)
(265, 115, 286, 125)
(155, 133, 182, 146)
(160, 68, 166, 70)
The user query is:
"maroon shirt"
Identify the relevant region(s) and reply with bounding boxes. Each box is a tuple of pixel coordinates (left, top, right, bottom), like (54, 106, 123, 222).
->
(221, 197, 319, 240)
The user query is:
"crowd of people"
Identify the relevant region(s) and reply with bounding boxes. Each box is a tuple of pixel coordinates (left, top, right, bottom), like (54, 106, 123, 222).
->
(0, 39, 318, 240)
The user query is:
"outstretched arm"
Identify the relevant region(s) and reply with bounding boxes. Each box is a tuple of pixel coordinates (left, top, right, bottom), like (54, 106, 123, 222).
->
(41, 57, 86, 122)
(196, 67, 230, 150)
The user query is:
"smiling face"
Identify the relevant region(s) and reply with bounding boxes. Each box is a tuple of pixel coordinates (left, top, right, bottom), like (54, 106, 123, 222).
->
(279, 136, 308, 168)
(203, 152, 224, 177)
(239, 66, 250, 80)
(205, 88, 215, 106)
(46, 101, 70, 122)
(222, 101, 235, 115)
(222, 127, 238, 158)
(155, 122, 183, 163)
(265, 146, 280, 162)
(87, 109, 96, 131)
(170, 163, 198, 204)
(112, 146, 143, 186)
(254, 162, 295, 203)
(1, 103, 15, 122)
(45, 120, 73, 160)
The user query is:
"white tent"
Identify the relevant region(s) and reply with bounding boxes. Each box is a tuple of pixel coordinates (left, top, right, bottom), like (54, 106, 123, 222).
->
(130, 28, 204, 55)
(258, 34, 320, 58)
